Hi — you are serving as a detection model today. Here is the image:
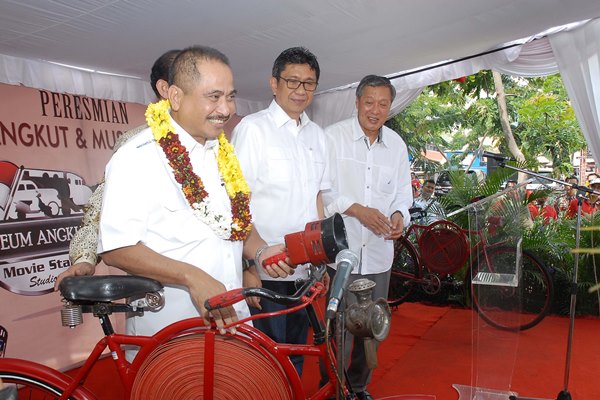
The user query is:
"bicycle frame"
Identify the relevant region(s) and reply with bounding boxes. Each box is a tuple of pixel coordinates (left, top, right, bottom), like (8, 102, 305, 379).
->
(0, 271, 346, 400)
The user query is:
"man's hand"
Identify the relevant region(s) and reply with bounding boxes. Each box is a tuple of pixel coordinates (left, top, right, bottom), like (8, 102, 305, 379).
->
(243, 267, 262, 310)
(187, 269, 238, 335)
(385, 212, 405, 240)
(259, 244, 296, 278)
(54, 262, 96, 291)
(350, 204, 392, 237)
(320, 271, 331, 296)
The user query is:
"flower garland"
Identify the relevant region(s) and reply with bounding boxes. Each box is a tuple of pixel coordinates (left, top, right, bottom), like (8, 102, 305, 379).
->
(145, 99, 252, 241)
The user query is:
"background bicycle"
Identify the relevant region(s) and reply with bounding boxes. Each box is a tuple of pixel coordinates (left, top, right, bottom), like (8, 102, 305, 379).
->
(387, 186, 554, 332)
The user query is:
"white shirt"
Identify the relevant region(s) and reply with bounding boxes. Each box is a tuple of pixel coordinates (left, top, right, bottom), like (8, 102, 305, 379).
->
(98, 116, 249, 338)
(322, 117, 412, 275)
(232, 100, 331, 281)
(412, 195, 442, 224)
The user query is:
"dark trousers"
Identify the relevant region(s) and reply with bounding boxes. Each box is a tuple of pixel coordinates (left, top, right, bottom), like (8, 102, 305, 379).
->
(250, 279, 309, 376)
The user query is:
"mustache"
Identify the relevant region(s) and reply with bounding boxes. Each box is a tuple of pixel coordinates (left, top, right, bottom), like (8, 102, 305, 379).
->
(208, 113, 231, 122)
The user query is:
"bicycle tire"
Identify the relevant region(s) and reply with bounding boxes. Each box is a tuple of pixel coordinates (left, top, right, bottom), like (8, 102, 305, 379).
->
(387, 236, 420, 307)
(468, 245, 553, 331)
(0, 371, 70, 400)
(0, 359, 94, 400)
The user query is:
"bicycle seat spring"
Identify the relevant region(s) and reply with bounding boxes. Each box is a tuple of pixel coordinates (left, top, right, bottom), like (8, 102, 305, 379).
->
(61, 302, 83, 328)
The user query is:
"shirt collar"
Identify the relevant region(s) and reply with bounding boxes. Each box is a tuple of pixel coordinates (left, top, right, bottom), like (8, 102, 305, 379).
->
(169, 112, 218, 152)
(352, 117, 387, 148)
(269, 99, 311, 129)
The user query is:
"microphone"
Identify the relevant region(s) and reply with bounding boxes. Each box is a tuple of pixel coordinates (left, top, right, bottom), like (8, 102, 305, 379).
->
(482, 151, 516, 162)
(326, 249, 360, 319)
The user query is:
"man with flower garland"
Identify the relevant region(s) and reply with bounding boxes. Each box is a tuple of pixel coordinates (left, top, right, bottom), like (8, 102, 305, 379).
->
(231, 46, 331, 375)
(98, 46, 292, 340)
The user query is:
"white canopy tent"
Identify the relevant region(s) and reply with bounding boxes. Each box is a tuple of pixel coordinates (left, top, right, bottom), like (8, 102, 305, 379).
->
(1, 0, 600, 161)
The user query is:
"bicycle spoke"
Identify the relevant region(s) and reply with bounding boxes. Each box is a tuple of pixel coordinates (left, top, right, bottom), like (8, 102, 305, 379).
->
(388, 238, 419, 306)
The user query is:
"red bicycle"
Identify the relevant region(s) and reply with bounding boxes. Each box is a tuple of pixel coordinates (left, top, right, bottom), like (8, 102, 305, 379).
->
(387, 204, 553, 332)
(0, 265, 359, 400)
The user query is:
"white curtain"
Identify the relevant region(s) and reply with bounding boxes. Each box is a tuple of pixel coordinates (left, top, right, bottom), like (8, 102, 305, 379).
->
(0, 53, 154, 105)
(549, 18, 600, 165)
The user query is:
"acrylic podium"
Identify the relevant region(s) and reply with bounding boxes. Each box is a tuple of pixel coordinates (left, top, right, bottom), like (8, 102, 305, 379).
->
(452, 183, 532, 400)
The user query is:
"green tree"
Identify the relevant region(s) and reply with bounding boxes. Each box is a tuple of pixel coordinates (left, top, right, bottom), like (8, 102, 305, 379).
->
(388, 71, 585, 177)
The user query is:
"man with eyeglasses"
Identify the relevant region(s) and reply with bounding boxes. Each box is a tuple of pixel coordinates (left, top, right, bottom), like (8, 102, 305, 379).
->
(231, 46, 331, 376)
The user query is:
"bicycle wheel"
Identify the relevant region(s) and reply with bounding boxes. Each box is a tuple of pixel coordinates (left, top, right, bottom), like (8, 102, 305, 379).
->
(0, 359, 93, 400)
(0, 371, 67, 399)
(387, 236, 420, 307)
(469, 246, 553, 331)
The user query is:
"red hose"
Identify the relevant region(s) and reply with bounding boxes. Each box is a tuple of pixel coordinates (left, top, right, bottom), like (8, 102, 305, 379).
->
(131, 333, 293, 399)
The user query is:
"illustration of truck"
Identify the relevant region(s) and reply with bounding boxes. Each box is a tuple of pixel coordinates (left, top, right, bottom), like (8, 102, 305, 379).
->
(0, 161, 93, 221)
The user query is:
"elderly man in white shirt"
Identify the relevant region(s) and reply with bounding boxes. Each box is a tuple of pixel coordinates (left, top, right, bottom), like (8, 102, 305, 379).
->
(98, 46, 290, 349)
(232, 47, 331, 376)
(322, 75, 412, 400)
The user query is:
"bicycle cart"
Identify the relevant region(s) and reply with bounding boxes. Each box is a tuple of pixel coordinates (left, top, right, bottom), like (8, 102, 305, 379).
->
(0, 261, 391, 400)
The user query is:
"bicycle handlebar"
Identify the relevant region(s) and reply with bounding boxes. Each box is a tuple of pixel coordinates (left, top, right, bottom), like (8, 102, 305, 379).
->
(204, 264, 327, 312)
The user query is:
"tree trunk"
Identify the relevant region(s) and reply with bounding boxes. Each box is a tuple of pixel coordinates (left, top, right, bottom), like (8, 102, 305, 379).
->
(493, 70, 527, 182)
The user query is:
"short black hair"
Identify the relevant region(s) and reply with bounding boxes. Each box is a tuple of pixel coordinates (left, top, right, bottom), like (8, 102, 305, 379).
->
(424, 179, 435, 186)
(169, 45, 230, 93)
(272, 47, 320, 81)
(150, 49, 180, 99)
(356, 75, 396, 101)
(566, 175, 579, 183)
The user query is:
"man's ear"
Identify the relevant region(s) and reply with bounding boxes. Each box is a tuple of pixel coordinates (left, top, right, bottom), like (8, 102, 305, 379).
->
(269, 77, 278, 96)
(156, 79, 169, 100)
(168, 85, 182, 111)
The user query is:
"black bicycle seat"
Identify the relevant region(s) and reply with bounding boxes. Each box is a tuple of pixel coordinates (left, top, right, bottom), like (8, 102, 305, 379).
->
(59, 275, 163, 302)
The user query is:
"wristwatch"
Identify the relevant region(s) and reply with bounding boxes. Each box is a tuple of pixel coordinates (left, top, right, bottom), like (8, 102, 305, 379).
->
(242, 258, 255, 271)
(392, 210, 404, 219)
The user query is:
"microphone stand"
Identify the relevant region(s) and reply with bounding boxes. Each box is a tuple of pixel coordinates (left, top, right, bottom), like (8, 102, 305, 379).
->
(487, 155, 600, 400)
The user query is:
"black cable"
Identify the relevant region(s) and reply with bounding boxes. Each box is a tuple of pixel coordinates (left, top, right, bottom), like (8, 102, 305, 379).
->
(387, 41, 526, 80)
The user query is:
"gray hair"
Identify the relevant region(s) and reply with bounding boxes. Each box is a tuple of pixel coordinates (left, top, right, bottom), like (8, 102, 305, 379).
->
(356, 75, 396, 101)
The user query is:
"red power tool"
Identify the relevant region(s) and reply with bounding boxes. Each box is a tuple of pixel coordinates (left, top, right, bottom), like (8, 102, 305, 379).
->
(262, 213, 348, 267)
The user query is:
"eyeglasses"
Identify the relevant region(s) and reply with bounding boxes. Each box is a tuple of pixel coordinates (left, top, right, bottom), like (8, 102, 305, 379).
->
(279, 77, 318, 92)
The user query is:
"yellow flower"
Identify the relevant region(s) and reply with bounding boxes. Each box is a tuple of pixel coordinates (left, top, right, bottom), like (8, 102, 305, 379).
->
(145, 99, 172, 141)
(217, 134, 251, 196)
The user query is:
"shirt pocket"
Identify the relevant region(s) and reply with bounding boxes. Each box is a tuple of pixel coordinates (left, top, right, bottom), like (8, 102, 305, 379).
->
(378, 166, 395, 194)
(267, 146, 293, 182)
(309, 149, 326, 184)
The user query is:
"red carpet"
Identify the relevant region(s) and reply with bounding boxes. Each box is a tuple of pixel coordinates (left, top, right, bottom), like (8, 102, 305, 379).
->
(66, 302, 600, 399)
(362, 303, 600, 399)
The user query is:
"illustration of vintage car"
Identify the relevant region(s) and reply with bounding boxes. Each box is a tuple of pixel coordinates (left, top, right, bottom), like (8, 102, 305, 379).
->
(0, 161, 93, 221)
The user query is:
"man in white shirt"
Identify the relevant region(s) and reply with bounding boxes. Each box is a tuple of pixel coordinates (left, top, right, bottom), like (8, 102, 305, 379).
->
(98, 46, 291, 341)
(232, 47, 331, 375)
(412, 179, 443, 224)
(322, 75, 412, 400)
